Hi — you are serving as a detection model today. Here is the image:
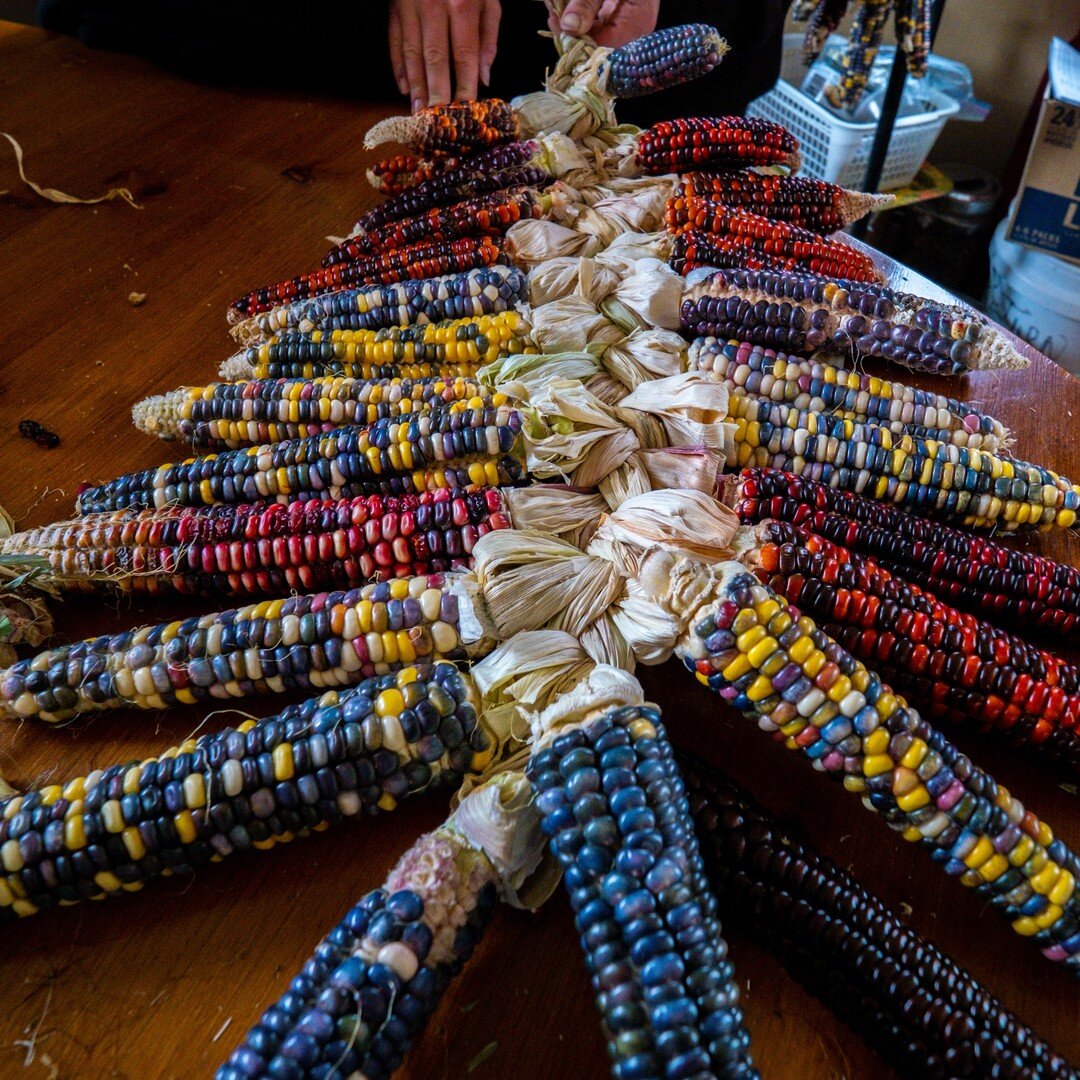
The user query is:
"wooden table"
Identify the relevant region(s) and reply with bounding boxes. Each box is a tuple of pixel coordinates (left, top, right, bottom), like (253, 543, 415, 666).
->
(1, 20, 1077, 1079)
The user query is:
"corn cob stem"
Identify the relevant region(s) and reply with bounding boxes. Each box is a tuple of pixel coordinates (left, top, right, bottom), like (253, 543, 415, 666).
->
(364, 99, 519, 155)
(680, 752, 1078, 1078)
(0, 663, 490, 920)
(635, 117, 801, 175)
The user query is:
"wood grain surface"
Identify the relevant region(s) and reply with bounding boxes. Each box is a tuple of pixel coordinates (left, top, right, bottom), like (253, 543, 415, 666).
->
(0, 21, 1077, 1080)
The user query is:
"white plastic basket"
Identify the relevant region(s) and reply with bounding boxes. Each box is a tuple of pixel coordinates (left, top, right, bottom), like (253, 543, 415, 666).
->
(746, 35, 960, 190)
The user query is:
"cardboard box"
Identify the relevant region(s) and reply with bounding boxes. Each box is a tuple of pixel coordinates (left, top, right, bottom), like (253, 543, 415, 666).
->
(1006, 38, 1080, 266)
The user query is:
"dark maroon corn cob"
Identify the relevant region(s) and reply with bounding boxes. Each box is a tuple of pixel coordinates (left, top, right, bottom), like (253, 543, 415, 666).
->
(602, 24, 728, 98)
(635, 116, 800, 175)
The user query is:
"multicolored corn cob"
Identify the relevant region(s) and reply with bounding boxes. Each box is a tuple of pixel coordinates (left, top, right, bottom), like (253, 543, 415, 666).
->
(799, 0, 849, 59)
(825, 0, 893, 109)
(677, 565, 1080, 967)
(528, 702, 757, 1079)
(681, 753, 1079, 1078)
(219, 310, 529, 381)
(367, 153, 441, 197)
(134, 375, 508, 448)
(228, 236, 503, 321)
(0, 663, 490, 920)
(2, 489, 511, 595)
(600, 24, 729, 98)
(325, 187, 551, 266)
(691, 339, 1009, 451)
(77, 407, 524, 514)
(677, 173, 892, 232)
(734, 468, 1080, 634)
(231, 266, 528, 346)
(671, 227, 790, 277)
(682, 267, 1026, 372)
(0, 573, 485, 723)
(907, 0, 933, 76)
(670, 209, 880, 283)
(635, 117, 800, 176)
(364, 99, 519, 155)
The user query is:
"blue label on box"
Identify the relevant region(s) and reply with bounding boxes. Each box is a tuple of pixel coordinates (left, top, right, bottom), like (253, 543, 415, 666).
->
(1010, 188, 1080, 261)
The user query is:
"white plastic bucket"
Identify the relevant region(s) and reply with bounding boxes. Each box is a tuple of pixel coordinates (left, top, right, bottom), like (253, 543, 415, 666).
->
(986, 217, 1080, 372)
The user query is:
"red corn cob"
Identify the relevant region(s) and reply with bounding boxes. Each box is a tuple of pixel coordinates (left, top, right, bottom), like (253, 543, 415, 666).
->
(229, 236, 503, 320)
(367, 153, 451, 196)
(365, 99, 519, 156)
(636, 116, 801, 175)
(671, 228, 789, 276)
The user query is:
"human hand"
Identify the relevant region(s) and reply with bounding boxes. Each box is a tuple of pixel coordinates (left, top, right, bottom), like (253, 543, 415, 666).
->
(389, 0, 501, 113)
(549, 0, 660, 48)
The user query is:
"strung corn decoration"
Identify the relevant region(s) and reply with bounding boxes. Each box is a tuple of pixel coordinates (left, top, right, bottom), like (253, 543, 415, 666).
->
(678, 565, 1080, 967)
(77, 407, 524, 515)
(0, 572, 485, 723)
(691, 339, 1009, 451)
(0, 664, 490, 921)
(600, 23, 729, 98)
(635, 117, 800, 176)
(677, 173, 893, 232)
(682, 267, 1027, 372)
(364, 99, 519, 156)
(2, 489, 511, 596)
(681, 753, 1078, 1078)
(907, 0, 933, 75)
(745, 523, 1080, 773)
(670, 210, 880, 284)
(528, 702, 757, 1080)
(825, 0, 893, 109)
(324, 187, 552, 266)
(219, 310, 528, 382)
(734, 468, 1080, 635)
(218, 772, 537, 1080)
(134, 375, 508, 449)
(228, 236, 503, 321)
(230, 265, 528, 346)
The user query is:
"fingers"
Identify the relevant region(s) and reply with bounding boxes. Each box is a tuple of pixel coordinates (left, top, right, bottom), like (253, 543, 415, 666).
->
(421, 2, 453, 106)
(394, 0, 429, 112)
(449, 0, 480, 100)
(388, 3, 408, 95)
(559, 0, 604, 36)
(596, 0, 620, 25)
(478, 0, 501, 88)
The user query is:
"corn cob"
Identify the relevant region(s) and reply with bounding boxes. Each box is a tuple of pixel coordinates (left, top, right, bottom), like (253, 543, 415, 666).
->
(691, 338, 1009, 451)
(368, 153, 438, 196)
(671, 209, 880, 283)
(635, 117, 800, 176)
(600, 24, 729, 98)
(231, 266, 528, 346)
(527, 702, 757, 1079)
(3, 489, 511, 596)
(0, 663, 489, 920)
(219, 310, 529, 381)
(678, 564, 1080, 967)
(800, 0, 850, 61)
(355, 141, 547, 234)
(825, 0, 893, 110)
(671, 228, 789, 277)
(907, 0, 933, 76)
(0, 572, 486, 723)
(681, 752, 1078, 1078)
(364, 99, 519, 156)
(682, 267, 1025, 373)
(218, 773, 532, 1080)
(134, 375, 508, 449)
(734, 468, 1080, 633)
(746, 524, 1080, 773)
(325, 186, 550, 266)
(678, 173, 892, 232)
(77, 408, 524, 515)
(229, 236, 503, 321)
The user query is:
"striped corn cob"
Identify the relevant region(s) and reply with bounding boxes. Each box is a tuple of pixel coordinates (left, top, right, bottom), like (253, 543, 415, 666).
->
(670, 209, 880, 283)
(825, 0, 893, 109)
(691, 339, 1009, 451)
(134, 375, 508, 449)
(355, 141, 547, 234)
(218, 772, 533, 1080)
(77, 407, 524, 515)
(364, 99, 519, 155)
(219, 310, 528, 382)
(0, 663, 490, 920)
(325, 187, 551, 266)
(228, 236, 503, 321)
(230, 266, 528, 346)
(635, 117, 800, 175)
(734, 468, 1080, 634)
(600, 24, 729, 98)
(725, 398, 1080, 531)
(678, 173, 892, 231)
(682, 267, 1026, 373)
(0, 573, 486, 723)
(745, 523, 1080, 773)
(2, 489, 511, 596)
(680, 752, 1078, 1078)
(677, 564, 1080, 967)
(527, 702, 757, 1079)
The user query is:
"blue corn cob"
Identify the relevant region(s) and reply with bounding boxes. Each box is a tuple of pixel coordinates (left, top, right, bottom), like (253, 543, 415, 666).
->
(602, 24, 728, 99)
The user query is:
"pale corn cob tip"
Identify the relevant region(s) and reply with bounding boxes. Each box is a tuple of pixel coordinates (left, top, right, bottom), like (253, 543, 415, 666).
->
(132, 388, 188, 439)
(219, 354, 252, 380)
(838, 189, 895, 222)
(365, 113, 425, 150)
